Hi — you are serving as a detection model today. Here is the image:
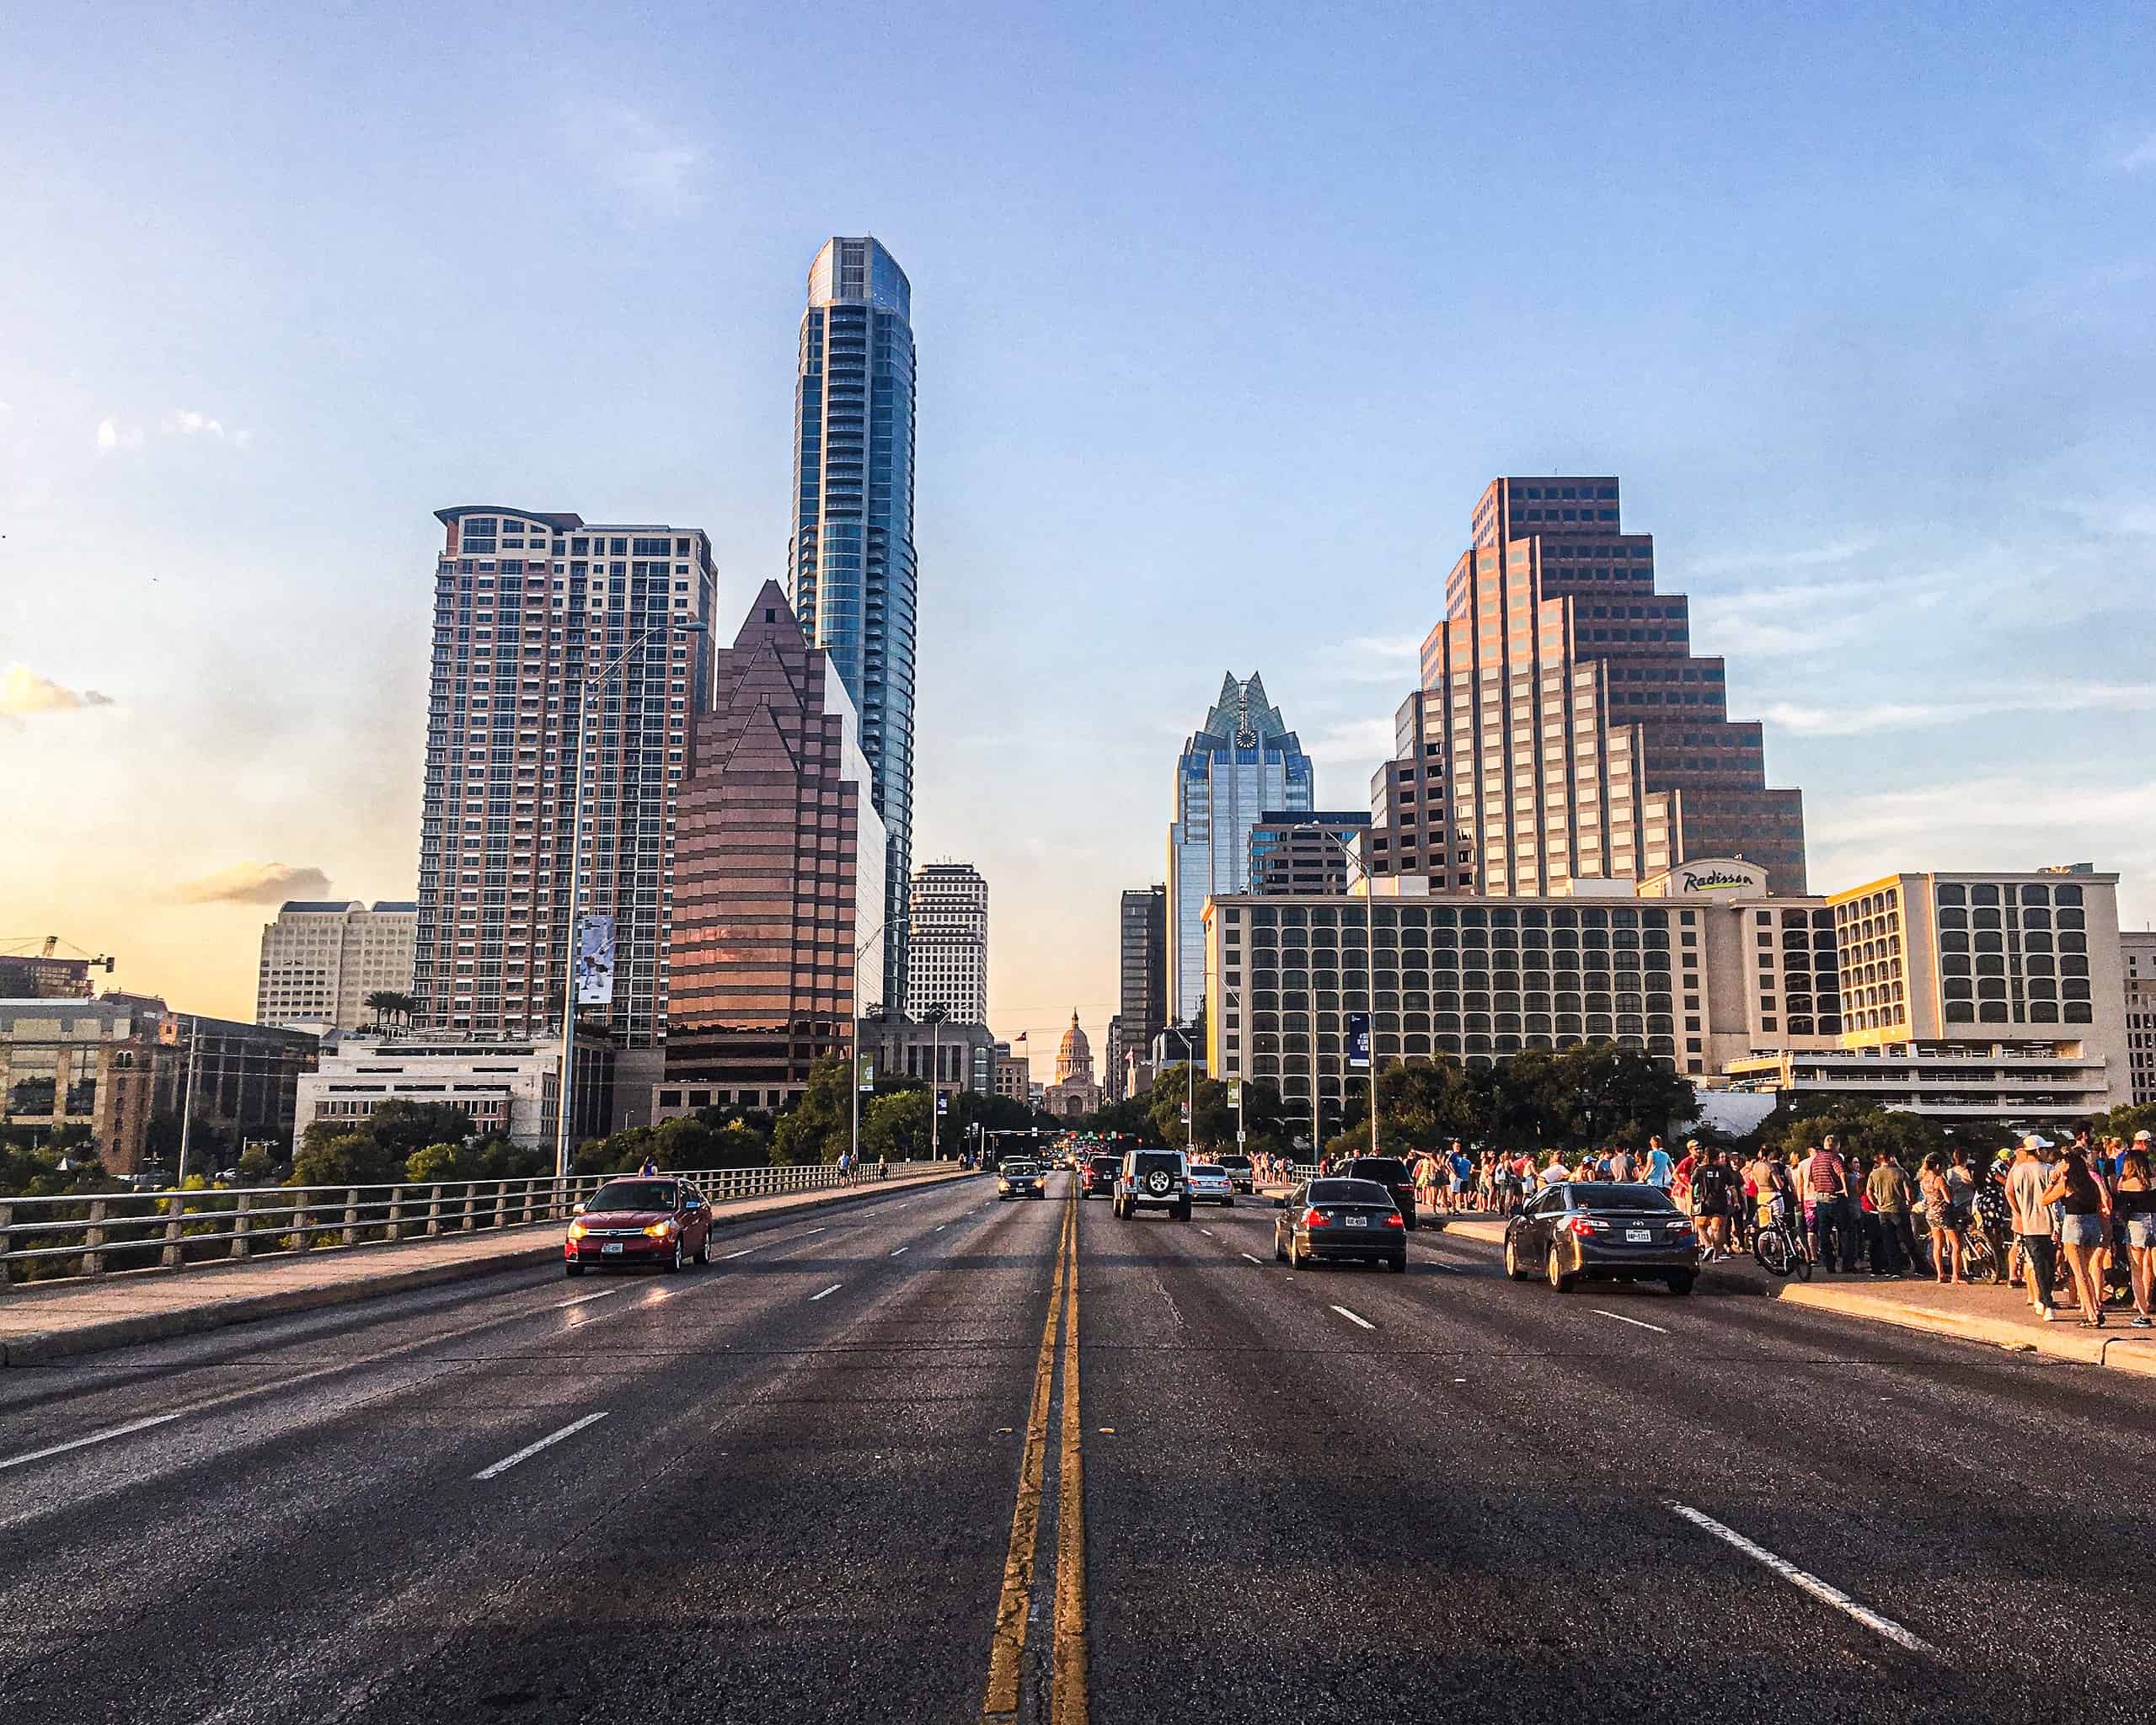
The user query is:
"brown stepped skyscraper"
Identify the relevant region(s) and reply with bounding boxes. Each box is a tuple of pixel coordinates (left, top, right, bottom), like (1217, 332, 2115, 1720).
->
(661, 581, 885, 1113)
(1365, 475, 1807, 895)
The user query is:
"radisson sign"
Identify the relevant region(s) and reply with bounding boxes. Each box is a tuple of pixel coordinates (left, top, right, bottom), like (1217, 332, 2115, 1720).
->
(1655, 858, 1768, 899)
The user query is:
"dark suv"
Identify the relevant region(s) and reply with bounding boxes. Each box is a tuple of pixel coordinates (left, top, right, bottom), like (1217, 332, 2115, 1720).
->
(1081, 1151, 1121, 1199)
(1333, 1156, 1428, 1231)
(1114, 1149, 1190, 1221)
(1216, 1152, 1255, 1193)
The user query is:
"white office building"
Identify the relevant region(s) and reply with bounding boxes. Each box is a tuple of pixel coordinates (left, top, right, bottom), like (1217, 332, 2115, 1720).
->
(257, 900, 418, 1032)
(904, 862, 989, 1025)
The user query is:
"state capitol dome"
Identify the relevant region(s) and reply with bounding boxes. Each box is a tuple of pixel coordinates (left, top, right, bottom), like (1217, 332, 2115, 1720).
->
(1056, 1012, 1093, 1085)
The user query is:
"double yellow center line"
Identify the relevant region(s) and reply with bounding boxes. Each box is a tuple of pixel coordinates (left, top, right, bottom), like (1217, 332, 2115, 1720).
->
(982, 1190, 1088, 1724)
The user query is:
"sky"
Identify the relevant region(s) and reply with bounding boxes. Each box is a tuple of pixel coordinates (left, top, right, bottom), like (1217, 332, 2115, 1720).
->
(3, 1, 2153, 1060)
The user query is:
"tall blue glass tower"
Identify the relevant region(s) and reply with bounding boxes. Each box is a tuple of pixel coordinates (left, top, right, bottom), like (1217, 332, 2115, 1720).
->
(789, 237, 918, 1015)
(1167, 673, 1314, 1020)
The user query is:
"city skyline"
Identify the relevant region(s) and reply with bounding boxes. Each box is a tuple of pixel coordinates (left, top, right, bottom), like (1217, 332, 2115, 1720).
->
(5, 5, 2155, 1049)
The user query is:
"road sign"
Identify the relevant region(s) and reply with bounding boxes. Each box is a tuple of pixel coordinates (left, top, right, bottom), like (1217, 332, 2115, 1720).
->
(1346, 1012, 1371, 1071)
(1236, 1129, 1247, 1145)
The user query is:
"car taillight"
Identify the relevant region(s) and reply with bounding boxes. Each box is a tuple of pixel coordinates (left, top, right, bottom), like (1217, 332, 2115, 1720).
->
(1668, 1218, 1695, 1235)
(1303, 1208, 1329, 1227)
(1384, 1213, 1404, 1228)
(1565, 1215, 1604, 1236)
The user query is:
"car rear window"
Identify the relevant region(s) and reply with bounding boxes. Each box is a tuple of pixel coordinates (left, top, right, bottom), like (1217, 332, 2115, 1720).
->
(1089, 1155, 1119, 1171)
(1573, 1183, 1678, 1213)
(1190, 1164, 1226, 1176)
(588, 1181, 677, 1211)
(1306, 1178, 1394, 1205)
(1132, 1152, 1183, 1177)
(1346, 1159, 1412, 1183)
(1217, 1154, 1253, 1171)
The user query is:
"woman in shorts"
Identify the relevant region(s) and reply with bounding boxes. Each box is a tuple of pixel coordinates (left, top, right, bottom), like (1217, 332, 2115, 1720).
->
(2113, 1140, 2156, 1329)
(2041, 1144, 2113, 1327)
(1918, 1153, 1965, 1284)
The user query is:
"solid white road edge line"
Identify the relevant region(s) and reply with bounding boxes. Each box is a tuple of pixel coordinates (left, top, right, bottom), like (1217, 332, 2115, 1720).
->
(1329, 1305, 1376, 1331)
(1666, 1502, 1934, 1654)
(554, 1290, 620, 1309)
(473, 1411, 611, 1482)
(811, 1284, 842, 1300)
(0, 1411, 185, 1475)
(1591, 1308, 1668, 1332)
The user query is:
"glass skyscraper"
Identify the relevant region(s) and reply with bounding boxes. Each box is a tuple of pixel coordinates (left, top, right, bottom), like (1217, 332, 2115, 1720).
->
(788, 237, 918, 1015)
(1166, 673, 1314, 1022)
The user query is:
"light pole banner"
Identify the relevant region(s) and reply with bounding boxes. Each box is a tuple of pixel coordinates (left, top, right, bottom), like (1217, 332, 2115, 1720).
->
(1226, 1079, 1241, 1107)
(1345, 1012, 1372, 1071)
(575, 916, 617, 1006)
(857, 1056, 875, 1092)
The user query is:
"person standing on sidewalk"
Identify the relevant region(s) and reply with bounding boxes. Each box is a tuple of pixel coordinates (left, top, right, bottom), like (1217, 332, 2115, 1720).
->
(1866, 1150, 1913, 1278)
(2114, 1137, 2156, 1329)
(1804, 1139, 1852, 1272)
(1643, 1135, 1674, 1191)
(2044, 1142, 2114, 1327)
(1918, 1153, 1966, 1284)
(2005, 1135, 2060, 1321)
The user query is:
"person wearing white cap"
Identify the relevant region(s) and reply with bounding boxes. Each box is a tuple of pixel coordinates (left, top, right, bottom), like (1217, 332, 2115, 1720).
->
(2005, 1135, 2059, 1320)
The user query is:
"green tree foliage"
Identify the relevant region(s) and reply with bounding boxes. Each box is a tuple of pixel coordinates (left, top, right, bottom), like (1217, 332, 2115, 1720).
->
(1374, 1055, 1479, 1152)
(291, 1132, 405, 1188)
(770, 1051, 853, 1165)
(863, 1090, 934, 1162)
(365, 1100, 479, 1161)
(1077, 1096, 1164, 1145)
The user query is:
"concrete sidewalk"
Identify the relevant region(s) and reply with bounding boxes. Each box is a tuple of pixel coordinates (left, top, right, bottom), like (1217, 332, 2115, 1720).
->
(1434, 1210, 2156, 1378)
(0, 1164, 975, 1367)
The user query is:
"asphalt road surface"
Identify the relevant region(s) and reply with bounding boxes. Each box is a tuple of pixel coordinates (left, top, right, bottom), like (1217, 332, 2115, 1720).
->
(3, 1171, 2151, 1723)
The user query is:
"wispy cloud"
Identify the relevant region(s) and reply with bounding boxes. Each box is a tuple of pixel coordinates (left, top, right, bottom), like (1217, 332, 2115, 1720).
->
(170, 409, 224, 438)
(0, 662, 115, 718)
(1304, 716, 1395, 767)
(94, 416, 143, 452)
(1764, 682, 2156, 737)
(176, 862, 332, 905)
(2118, 131, 2156, 173)
(570, 103, 707, 215)
(1691, 537, 1878, 577)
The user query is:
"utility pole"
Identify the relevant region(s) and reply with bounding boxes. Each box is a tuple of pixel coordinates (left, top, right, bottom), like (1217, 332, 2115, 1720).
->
(923, 1003, 950, 1161)
(1296, 823, 1381, 1162)
(849, 920, 886, 1172)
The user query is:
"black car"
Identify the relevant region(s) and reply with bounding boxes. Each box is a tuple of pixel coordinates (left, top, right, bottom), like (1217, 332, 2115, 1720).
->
(1080, 1151, 1121, 1200)
(997, 1160, 1047, 1200)
(1273, 1178, 1406, 1271)
(1113, 1149, 1190, 1220)
(1332, 1156, 1427, 1231)
(1216, 1152, 1255, 1193)
(1504, 1182, 1697, 1295)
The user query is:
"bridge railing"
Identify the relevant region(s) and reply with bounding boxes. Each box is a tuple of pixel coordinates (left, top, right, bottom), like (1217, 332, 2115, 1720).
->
(0, 1160, 951, 1289)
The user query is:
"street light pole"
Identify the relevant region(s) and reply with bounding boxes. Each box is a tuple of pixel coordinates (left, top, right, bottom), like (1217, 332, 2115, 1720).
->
(923, 1003, 950, 1162)
(554, 617, 704, 1188)
(849, 919, 886, 1173)
(1295, 824, 1382, 1162)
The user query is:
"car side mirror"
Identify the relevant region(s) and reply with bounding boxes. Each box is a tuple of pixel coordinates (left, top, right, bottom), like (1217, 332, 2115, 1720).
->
(571, 1202, 586, 1215)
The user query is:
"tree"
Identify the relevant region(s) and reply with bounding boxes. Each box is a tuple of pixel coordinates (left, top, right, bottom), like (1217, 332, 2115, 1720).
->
(364, 990, 404, 1031)
(1374, 1055, 1480, 1153)
(291, 1132, 404, 1188)
(863, 1090, 934, 1162)
(770, 1051, 854, 1165)
(365, 1101, 477, 1161)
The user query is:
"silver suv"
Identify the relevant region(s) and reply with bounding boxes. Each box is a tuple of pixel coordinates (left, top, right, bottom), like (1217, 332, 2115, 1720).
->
(1113, 1149, 1190, 1221)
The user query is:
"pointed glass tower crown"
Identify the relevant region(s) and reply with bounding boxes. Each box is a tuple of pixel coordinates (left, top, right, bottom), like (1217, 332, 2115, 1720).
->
(788, 236, 918, 1017)
(1166, 672, 1314, 1019)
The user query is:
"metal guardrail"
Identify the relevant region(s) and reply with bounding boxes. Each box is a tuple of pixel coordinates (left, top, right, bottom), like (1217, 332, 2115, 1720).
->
(0, 1160, 951, 1289)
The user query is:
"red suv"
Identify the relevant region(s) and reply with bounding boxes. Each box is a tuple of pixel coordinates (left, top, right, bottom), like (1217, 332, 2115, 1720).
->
(564, 1178, 714, 1275)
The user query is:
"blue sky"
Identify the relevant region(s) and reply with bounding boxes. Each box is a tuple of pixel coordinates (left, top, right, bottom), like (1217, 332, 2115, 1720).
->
(3, 1, 2153, 1053)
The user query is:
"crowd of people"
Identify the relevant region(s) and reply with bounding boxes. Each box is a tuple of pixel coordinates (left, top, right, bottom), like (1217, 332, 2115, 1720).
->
(1251, 1127, 2156, 1330)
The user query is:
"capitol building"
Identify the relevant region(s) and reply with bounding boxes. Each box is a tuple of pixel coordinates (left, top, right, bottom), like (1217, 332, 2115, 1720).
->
(1042, 1012, 1104, 1119)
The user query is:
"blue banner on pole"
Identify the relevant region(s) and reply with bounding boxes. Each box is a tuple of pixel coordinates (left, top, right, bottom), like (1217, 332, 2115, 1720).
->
(1346, 1012, 1372, 1071)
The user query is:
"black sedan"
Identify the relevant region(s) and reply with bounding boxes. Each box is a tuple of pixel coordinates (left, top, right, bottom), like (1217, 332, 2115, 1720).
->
(1273, 1178, 1407, 1272)
(1504, 1182, 1697, 1295)
(997, 1160, 1047, 1199)
(1079, 1152, 1121, 1200)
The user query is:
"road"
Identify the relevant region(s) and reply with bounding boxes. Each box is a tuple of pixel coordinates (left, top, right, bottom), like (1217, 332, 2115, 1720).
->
(2, 1169, 2151, 1722)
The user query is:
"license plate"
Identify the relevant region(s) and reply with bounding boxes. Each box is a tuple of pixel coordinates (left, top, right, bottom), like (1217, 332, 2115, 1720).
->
(1625, 1228, 1650, 1243)
(1345, 1215, 1367, 1228)
(602, 1242, 623, 1254)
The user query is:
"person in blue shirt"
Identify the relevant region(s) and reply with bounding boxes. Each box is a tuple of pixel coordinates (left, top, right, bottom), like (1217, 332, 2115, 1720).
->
(1643, 1135, 1674, 1189)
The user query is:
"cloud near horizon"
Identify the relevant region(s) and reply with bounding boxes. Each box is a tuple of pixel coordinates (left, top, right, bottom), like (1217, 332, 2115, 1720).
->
(1, 662, 115, 717)
(176, 862, 332, 905)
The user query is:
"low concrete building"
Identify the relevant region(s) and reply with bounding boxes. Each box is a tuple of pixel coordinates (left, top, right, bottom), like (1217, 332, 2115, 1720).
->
(2122, 929, 2156, 1107)
(294, 1034, 606, 1151)
(992, 1044, 1031, 1103)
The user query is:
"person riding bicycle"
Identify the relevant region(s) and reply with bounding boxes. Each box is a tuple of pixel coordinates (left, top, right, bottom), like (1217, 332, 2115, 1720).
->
(1748, 1150, 1795, 1235)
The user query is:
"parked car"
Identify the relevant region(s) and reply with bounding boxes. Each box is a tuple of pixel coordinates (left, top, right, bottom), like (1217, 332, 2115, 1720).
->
(1503, 1182, 1696, 1295)
(564, 1178, 715, 1275)
(1272, 1178, 1406, 1271)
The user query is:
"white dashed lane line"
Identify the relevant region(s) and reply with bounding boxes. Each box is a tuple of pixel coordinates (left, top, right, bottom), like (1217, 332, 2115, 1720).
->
(1592, 1308, 1669, 1333)
(1329, 1305, 1376, 1331)
(891, 1247, 909, 1257)
(554, 1290, 619, 1310)
(1242, 1253, 1265, 1266)
(0, 1413, 185, 1476)
(811, 1284, 843, 1301)
(1667, 1502, 1934, 1653)
(473, 1411, 610, 1482)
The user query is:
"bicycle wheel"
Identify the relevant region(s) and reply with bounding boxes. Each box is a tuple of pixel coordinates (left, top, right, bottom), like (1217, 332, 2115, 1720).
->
(1754, 1227, 1791, 1278)
(1962, 1231, 1999, 1285)
(1790, 1236, 1813, 1282)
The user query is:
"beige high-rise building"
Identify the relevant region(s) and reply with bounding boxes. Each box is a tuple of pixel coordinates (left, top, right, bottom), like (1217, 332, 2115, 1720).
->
(1365, 477, 1806, 896)
(2122, 929, 2156, 1105)
(256, 900, 417, 1031)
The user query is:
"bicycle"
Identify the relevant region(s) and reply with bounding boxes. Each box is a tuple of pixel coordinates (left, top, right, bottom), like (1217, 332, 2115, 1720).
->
(1752, 1203, 1813, 1281)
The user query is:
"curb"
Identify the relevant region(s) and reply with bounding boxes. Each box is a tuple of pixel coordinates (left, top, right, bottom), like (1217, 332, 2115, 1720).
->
(0, 1167, 976, 1368)
(1430, 1213, 2156, 1376)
